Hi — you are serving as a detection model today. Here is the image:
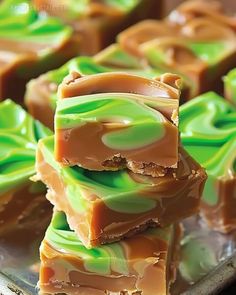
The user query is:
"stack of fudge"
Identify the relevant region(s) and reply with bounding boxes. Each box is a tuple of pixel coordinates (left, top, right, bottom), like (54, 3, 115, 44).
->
(36, 71, 207, 294)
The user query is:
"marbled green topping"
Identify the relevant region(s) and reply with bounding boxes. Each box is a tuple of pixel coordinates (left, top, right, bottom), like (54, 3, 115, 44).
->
(40, 136, 159, 214)
(179, 233, 218, 283)
(0, 0, 72, 46)
(45, 211, 172, 274)
(180, 92, 236, 205)
(0, 99, 51, 195)
(56, 93, 169, 152)
(224, 68, 236, 105)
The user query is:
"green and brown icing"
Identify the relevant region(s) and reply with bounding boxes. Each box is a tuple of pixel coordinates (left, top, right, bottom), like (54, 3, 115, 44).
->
(40, 210, 176, 295)
(37, 135, 205, 248)
(180, 92, 236, 232)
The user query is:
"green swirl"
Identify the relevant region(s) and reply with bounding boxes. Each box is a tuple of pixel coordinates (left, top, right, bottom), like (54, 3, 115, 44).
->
(224, 68, 236, 105)
(45, 211, 173, 273)
(0, 0, 72, 45)
(39, 136, 159, 214)
(56, 93, 171, 151)
(180, 92, 236, 205)
(0, 99, 51, 195)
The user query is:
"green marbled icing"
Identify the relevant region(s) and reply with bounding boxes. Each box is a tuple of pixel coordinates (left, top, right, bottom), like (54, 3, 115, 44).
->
(45, 211, 172, 273)
(180, 92, 236, 206)
(0, 0, 72, 45)
(56, 93, 172, 151)
(224, 68, 236, 105)
(40, 136, 159, 214)
(0, 99, 51, 195)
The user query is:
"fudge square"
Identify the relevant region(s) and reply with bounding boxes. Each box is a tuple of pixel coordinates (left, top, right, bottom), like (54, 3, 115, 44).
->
(180, 92, 236, 233)
(39, 211, 181, 295)
(0, 0, 79, 102)
(36, 136, 206, 248)
(0, 99, 51, 235)
(55, 72, 181, 176)
(117, 0, 236, 100)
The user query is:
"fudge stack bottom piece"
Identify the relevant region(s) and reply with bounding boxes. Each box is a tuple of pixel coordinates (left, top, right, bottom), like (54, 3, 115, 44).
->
(37, 72, 207, 295)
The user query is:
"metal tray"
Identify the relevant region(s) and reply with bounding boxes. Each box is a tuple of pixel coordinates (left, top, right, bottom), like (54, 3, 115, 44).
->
(0, 201, 236, 295)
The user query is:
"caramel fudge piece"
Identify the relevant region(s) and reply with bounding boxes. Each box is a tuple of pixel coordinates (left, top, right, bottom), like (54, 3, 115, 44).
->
(33, 0, 162, 55)
(36, 136, 206, 248)
(118, 8, 236, 99)
(224, 68, 236, 105)
(0, 0, 80, 102)
(0, 99, 51, 235)
(55, 72, 181, 174)
(25, 57, 162, 129)
(180, 92, 236, 233)
(39, 211, 181, 295)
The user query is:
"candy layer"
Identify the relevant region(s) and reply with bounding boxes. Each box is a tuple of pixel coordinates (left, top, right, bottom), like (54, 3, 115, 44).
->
(55, 72, 180, 174)
(36, 136, 205, 248)
(39, 211, 181, 295)
(180, 92, 236, 232)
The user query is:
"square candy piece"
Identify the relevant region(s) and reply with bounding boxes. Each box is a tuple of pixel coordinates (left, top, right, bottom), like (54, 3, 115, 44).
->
(118, 9, 236, 100)
(0, 0, 79, 102)
(25, 56, 162, 130)
(0, 99, 51, 235)
(55, 72, 181, 176)
(36, 136, 206, 248)
(180, 92, 236, 233)
(39, 211, 181, 295)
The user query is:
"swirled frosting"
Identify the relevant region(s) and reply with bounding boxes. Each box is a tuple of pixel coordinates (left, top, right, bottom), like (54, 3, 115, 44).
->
(180, 92, 236, 232)
(0, 99, 50, 195)
(0, 0, 72, 49)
